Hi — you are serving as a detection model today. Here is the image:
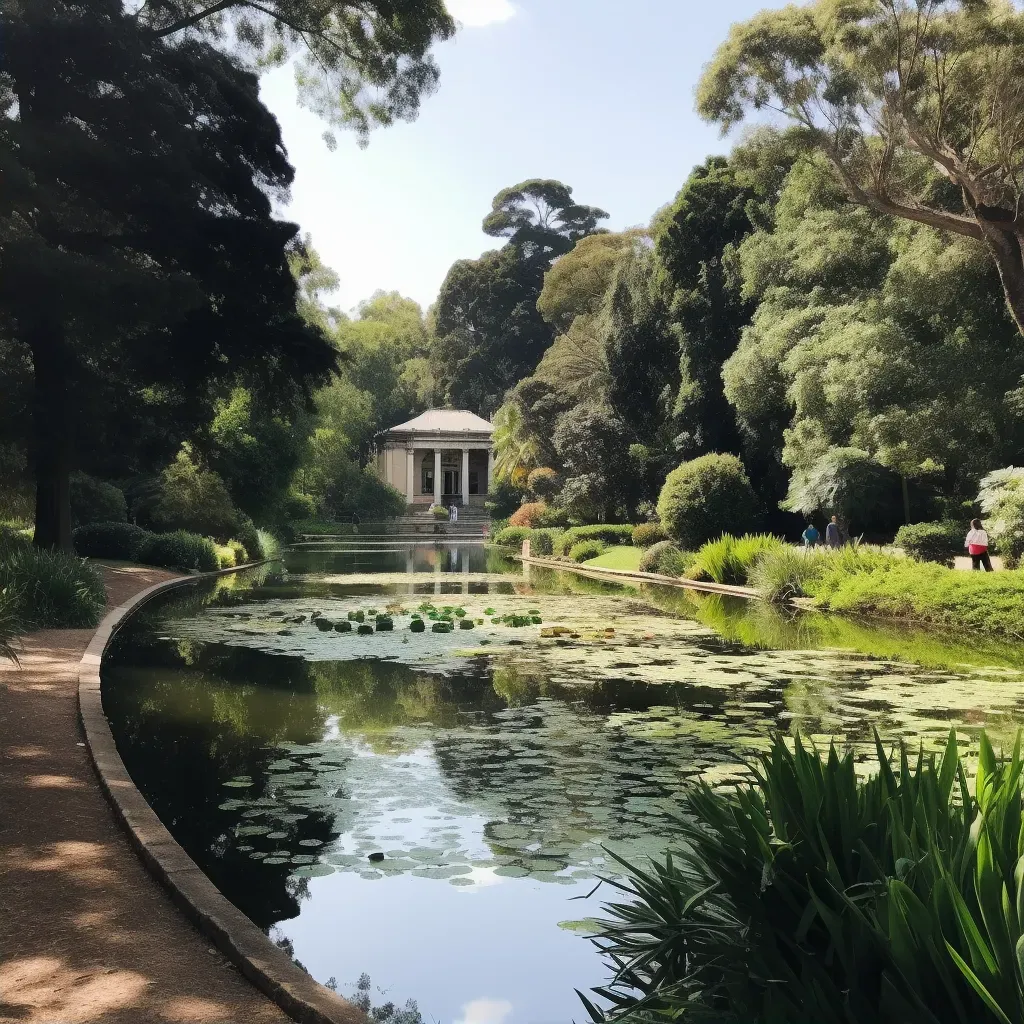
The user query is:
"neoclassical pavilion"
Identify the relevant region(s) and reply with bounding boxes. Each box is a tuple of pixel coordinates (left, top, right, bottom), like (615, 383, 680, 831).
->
(375, 410, 494, 507)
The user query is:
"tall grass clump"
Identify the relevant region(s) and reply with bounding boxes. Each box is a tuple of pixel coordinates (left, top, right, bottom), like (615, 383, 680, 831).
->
(690, 533, 785, 585)
(0, 545, 106, 629)
(584, 729, 1024, 1024)
(638, 541, 693, 577)
(255, 528, 280, 561)
(749, 546, 827, 603)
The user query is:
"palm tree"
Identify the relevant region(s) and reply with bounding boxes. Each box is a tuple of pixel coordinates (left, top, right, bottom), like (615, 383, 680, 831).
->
(492, 402, 541, 488)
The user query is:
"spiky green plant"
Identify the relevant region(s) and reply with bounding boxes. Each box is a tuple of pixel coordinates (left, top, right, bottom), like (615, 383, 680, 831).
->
(583, 730, 1024, 1024)
(691, 533, 784, 586)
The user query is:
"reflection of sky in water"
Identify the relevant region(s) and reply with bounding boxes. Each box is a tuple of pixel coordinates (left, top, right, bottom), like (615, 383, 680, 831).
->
(103, 545, 1024, 1024)
(284, 872, 597, 1024)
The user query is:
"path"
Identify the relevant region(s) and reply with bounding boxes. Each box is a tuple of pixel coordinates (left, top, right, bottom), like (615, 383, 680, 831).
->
(0, 564, 292, 1024)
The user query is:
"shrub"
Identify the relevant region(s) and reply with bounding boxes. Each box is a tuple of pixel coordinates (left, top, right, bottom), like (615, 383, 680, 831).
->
(638, 540, 693, 577)
(431, 505, 450, 521)
(527, 467, 560, 501)
(586, 729, 1024, 1024)
(509, 502, 548, 528)
(226, 539, 247, 566)
(136, 530, 219, 573)
(894, 520, 963, 564)
(73, 522, 152, 561)
(0, 546, 106, 628)
(657, 453, 760, 549)
(529, 528, 563, 557)
(568, 539, 607, 563)
(690, 533, 785, 585)
(235, 518, 263, 562)
(536, 504, 570, 528)
(554, 525, 635, 556)
(493, 526, 532, 548)
(151, 447, 240, 541)
(70, 472, 127, 527)
(631, 522, 667, 548)
(215, 544, 237, 569)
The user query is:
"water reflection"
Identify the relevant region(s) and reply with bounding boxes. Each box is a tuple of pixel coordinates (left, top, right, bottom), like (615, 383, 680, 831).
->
(102, 545, 1024, 1023)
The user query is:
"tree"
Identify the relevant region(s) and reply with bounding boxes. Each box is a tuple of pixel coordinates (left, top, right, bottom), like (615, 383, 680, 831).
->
(483, 179, 609, 256)
(492, 402, 542, 487)
(697, 0, 1024, 338)
(723, 154, 1024, 522)
(553, 405, 633, 522)
(134, 0, 455, 142)
(431, 180, 609, 412)
(2, 3, 335, 549)
(537, 231, 646, 334)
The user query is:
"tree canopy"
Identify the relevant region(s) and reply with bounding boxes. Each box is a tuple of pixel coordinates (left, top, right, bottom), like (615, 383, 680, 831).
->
(697, 0, 1024, 337)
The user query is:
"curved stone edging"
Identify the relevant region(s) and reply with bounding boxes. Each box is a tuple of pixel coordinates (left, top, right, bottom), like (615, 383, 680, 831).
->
(78, 563, 366, 1024)
(518, 554, 761, 599)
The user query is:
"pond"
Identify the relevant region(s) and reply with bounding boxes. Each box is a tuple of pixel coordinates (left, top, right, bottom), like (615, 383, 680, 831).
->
(102, 541, 1024, 1024)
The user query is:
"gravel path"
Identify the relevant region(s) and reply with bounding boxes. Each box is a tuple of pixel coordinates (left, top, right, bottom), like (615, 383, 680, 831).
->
(0, 564, 292, 1024)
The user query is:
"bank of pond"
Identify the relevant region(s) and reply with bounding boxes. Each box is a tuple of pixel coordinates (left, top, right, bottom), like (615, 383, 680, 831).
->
(96, 541, 1024, 1023)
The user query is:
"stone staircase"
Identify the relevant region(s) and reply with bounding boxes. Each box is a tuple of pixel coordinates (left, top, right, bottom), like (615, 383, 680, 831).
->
(297, 505, 492, 542)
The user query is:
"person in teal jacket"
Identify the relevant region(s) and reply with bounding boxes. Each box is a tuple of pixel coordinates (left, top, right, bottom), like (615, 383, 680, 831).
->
(802, 523, 820, 548)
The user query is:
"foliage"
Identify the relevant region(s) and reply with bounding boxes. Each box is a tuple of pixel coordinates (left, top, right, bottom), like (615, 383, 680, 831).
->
(631, 522, 668, 548)
(136, 531, 220, 573)
(493, 526, 532, 548)
(431, 505, 450, 521)
(658, 453, 760, 549)
(978, 467, 1024, 566)
(493, 402, 542, 486)
(895, 521, 965, 565)
(432, 180, 607, 413)
(554, 525, 636, 556)
(216, 545, 237, 569)
(585, 727, 1024, 1024)
(73, 522, 151, 562)
(509, 502, 548, 528)
(568, 540, 607, 563)
(690, 533, 784, 586)
(236, 519, 264, 562)
(0, 583, 19, 663)
(527, 467, 561, 501)
(3, 4, 338, 550)
(255, 529, 280, 561)
(0, 545, 106, 629)
(748, 546, 826, 604)
(528, 528, 563, 557)
(149, 448, 240, 542)
(811, 557, 1024, 641)
(136, 1, 455, 143)
(638, 540, 692, 576)
(696, 0, 1024, 338)
(70, 473, 127, 528)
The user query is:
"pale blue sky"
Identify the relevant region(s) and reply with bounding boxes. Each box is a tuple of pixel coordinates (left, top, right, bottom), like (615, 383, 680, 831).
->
(259, 0, 782, 314)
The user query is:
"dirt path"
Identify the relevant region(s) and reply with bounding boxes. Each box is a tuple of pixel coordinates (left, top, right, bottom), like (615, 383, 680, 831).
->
(0, 565, 292, 1024)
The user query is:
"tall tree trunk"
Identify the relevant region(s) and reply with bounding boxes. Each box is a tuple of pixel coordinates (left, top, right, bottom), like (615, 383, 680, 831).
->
(971, 208, 1024, 339)
(29, 319, 73, 552)
(900, 473, 911, 526)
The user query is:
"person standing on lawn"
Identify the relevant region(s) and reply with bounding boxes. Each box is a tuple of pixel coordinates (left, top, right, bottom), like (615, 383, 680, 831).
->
(802, 523, 820, 549)
(965, 519, 993, 571)
(825, 516, 842, 549)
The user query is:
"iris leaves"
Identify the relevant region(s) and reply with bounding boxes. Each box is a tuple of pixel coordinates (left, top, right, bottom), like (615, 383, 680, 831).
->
(585, 729, 1024, 1024)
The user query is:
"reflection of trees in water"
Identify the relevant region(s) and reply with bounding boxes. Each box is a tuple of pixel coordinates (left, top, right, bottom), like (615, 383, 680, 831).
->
(103, 642, 339, 929)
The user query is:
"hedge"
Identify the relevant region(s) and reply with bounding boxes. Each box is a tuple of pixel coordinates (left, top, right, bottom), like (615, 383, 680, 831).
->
(894, 520, 964, 565)
(136, 530, 220, 572)
(554, 525, 634, 556)
(632, 522, 668, 548)
(494, 526, 533, 547)
(568, 539, 607, 563)
(73, 522, 151, 561)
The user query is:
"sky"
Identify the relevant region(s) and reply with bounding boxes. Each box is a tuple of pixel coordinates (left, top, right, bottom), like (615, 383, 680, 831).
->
(258, 0, 782, 315)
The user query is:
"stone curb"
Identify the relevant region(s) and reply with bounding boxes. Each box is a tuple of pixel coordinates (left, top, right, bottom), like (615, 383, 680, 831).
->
(518, 554, 761, 600)
(78, 562, 366, 1024)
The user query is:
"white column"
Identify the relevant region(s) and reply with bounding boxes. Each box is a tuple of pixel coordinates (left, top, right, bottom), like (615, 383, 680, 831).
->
(433, 448, 442, 505)
(406, 448, 415, 505)
(461, 448, 470, 506)
(486, 448, 495, 496)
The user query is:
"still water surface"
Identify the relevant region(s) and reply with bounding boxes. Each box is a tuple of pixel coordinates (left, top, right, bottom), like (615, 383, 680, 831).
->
(102, 542, 1024, 1023)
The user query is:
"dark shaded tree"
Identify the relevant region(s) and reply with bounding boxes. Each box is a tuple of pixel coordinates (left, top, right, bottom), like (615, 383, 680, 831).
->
(2, 2, 336, 549)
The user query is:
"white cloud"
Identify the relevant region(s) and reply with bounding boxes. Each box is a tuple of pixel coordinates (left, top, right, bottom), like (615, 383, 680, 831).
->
(445, 0, 517, 28)
(454, 998, 514, 1024)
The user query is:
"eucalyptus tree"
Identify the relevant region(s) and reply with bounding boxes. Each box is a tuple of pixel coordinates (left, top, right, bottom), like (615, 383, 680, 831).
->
(132, 0, 455, 141)
(698, 0, 1024, 337)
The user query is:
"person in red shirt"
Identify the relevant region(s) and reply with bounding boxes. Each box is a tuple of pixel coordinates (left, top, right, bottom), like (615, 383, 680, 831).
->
(965, 518, 993, 571)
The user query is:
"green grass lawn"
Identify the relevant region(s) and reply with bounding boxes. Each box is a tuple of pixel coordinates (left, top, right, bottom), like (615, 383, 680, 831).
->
(583, 545, 644, 571)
